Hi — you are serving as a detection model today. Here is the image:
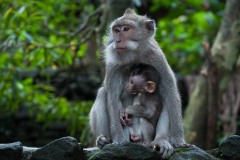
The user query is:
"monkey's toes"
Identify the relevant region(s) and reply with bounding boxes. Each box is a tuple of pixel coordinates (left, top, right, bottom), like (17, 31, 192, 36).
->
(160, 145, 174, 159)
(173, 143, 193, 148)
(149, 139, 174, 159)
(96, 135, 111, 149)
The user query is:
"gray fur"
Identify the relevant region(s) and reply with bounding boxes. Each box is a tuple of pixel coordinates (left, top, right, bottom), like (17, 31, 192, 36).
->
(89, 9, 187, 159)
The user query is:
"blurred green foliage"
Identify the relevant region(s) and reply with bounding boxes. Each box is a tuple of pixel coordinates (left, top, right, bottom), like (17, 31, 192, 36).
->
(0, 0, 95, 143)
(0, 0, 224, 145)
(151, 0, 224, 74)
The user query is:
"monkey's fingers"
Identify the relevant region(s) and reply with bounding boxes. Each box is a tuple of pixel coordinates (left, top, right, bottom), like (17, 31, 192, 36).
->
(120, 116, 127, 125)
(96, 140, 105, 149)
(96, 135, 111, 149)
(120, 109, 127, 125)
(125, 117, 133, 126)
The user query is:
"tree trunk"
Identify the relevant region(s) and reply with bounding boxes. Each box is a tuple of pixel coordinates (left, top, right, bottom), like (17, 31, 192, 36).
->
(106, 0, 132, 23)
(206, 50, 219, 149)
(184, 0, 240, 149)
(83, 36, 100, 74)
(184, 76, 208, 148)
(211, 0, 240, 142)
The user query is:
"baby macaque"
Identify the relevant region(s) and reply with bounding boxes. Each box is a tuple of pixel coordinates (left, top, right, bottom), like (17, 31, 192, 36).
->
(122, 64, 162, 145)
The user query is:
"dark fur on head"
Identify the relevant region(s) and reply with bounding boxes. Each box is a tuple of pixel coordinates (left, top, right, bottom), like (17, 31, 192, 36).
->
(130, 63, 160, 86)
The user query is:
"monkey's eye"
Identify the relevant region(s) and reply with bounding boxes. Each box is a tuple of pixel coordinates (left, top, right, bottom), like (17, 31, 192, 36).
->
(123, 26, 129, 32)
(130, 80, 133, 84)
(113, 28, 120, 33)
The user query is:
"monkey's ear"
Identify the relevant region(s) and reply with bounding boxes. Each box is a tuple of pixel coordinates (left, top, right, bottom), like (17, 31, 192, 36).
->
(124, 8, 136, 15)
(145, 20, 156, 36)
(145, 81, 156, 93)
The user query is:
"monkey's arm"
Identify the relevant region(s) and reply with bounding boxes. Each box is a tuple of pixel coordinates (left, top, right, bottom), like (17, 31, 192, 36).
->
(125, 104, 153, 119)
(157, 63, 186, 146)
(138, 44, 187, 158)
(89, 87, 112, 148)
(105, 66, 127, 142)
(146, 44, 186, 146)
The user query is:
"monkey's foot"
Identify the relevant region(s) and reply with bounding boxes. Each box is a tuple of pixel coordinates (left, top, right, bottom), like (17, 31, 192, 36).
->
(96, 135, 111, 149)
(149, 139, 174, 159)
(173, 142, 193, 148)
(142, 141, 151, 147)
(171, 138, 193, 148)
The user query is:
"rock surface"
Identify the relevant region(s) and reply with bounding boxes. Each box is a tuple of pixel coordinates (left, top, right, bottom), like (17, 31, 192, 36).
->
(219, 135, 240, 160)
(170, 146, 218, 160)
(86, 142, 162, 160)
(30, 136, 84, 160)
(23, 146, 38, 160)
(0, 141, 23, 160)
(86, 143, 219, 160)
(1, 135, 240, 160)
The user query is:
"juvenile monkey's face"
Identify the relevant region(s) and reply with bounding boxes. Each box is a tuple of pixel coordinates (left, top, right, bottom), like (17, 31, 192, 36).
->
(127, 75, 146, 95)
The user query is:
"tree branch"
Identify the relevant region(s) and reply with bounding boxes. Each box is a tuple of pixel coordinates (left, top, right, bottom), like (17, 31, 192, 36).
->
(44, 5, 105, 37)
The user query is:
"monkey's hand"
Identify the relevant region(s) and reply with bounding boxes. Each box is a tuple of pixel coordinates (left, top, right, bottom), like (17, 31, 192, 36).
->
(120, 108, 132, 126)
(149, 139, 174, 159)
(125, 114, 133, 126)
(120, 108, 127, 125)
(96, 135, 111, 149)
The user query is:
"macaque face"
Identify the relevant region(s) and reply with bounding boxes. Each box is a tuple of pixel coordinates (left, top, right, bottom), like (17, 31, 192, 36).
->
(104, 10, 155, 65)
(127, 75, 146, 95)
(127, 75, 156, 95)
(112, 24, 138, 54)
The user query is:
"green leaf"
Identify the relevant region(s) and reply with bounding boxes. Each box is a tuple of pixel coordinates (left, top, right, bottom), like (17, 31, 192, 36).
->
(18, 6, 26, 14)
(4, 7, 13, 19)
(16, 82, 23, 90)
(77, 43, 87, 57)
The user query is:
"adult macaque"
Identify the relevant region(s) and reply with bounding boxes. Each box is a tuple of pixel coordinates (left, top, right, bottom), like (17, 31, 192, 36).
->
(122, 64, 161, 145)
(89, 8, 189, 159)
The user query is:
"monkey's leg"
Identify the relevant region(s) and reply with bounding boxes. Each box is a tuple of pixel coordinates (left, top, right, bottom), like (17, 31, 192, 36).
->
(150, 107, 174, 159)
(123, 126, 130, 142)
(139, 118, 154, 146)
(89, 87, 111, 148)
(157, 66, 187, 148)
(167, 100, 189, 148)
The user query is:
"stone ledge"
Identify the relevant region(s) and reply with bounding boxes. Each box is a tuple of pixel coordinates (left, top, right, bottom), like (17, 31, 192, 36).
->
(0, 135, 240, 160)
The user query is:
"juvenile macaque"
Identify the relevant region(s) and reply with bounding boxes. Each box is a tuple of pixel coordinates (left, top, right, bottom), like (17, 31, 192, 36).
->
(122, 64, 161, 145)
(89, 8, 189, 159)
(127, 113, 154, 145)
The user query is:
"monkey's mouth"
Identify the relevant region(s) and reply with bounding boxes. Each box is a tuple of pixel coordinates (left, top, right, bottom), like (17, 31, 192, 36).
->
(131, 92, 137, 95)
(116, 48, 127, 50)
(131, 90, 144, 95)
(116, 48, 127, 55)
(116, 48, 127, 53)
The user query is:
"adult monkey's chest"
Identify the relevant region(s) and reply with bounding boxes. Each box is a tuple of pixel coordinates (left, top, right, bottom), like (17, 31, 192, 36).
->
(119, 64, 136, 108)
